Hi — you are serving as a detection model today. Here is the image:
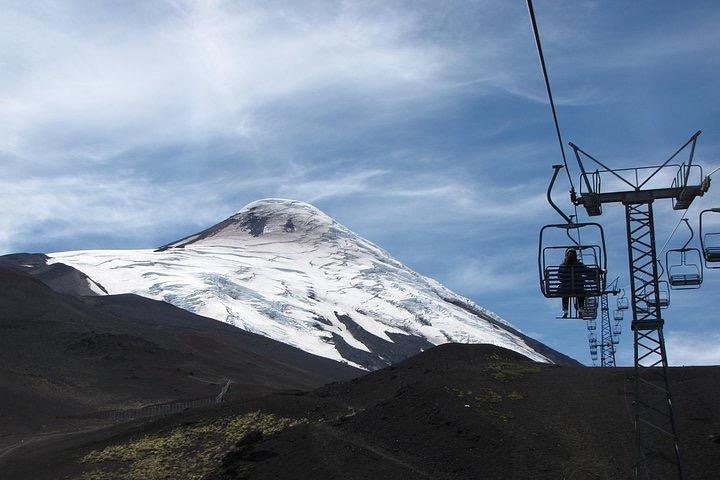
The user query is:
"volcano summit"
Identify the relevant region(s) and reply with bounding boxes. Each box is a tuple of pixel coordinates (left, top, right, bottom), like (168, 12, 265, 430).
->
(47, 199, 572, 369)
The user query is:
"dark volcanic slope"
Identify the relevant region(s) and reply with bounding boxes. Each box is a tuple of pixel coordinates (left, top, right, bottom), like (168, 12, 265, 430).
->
(0, 268, 360, 441)
(7, 344, 718, 480)
(0, 252, 107, 296)
(212, 345, 720, 480)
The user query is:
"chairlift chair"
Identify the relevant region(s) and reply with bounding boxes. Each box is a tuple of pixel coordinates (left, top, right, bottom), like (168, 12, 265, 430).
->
(644, 279, 671, 309)
(666, 251, 703, 288)
(612, 323, 622, 336)
(612, 336, 620, 345)
(580, 297, 598, 320)
(665, 219, 703, 289)
(616, 290, 629, 310)
(613, 309, 623, 321)
(657, 281, 671, 308)
(700, 208, 720, 268)
(539, 222, 607, 319)
(586, 320, 597, 331)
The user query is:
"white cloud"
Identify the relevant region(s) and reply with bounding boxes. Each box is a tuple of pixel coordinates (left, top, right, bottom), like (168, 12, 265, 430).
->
(277, 170, 388, 203)
(3, 0, 623, 170)
(0, 0, 455, 163)
(666, 331, 720, 366)
(445, 255, 534, 295)
(0, 162, 550, 254)
(0, 175, 222, 252)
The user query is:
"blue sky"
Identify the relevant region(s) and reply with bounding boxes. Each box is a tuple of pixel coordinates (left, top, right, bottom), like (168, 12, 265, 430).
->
(2, 0, 719, 365)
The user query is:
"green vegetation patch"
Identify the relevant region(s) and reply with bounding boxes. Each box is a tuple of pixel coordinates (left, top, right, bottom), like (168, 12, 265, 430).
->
(487, 362, 542, 381)
(78, 411, 305, 480)
(444, 386, 524, 405)
(506, 390, 524, 400)
(444, 385, 525, 424)
(474, 388, 503, 404)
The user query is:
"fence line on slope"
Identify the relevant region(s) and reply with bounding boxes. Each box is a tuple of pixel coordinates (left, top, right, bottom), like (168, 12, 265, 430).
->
(93, 379, 233, 423)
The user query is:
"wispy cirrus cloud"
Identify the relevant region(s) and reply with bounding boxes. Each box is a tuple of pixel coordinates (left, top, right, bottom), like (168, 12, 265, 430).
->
(0, 162, 548, 253)
(0, 1, 456, 164)
(444, 255, 535, 294)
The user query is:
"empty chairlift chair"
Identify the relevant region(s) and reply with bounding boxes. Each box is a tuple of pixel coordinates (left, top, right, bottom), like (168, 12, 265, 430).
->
(644, 279, 671, 310)
(665, 219, 703, 289)
(638, 260, 670, 309)
(667, 251, 703, 288)
(582, 297, 598, 320)
(657, 281, 671, 308)
(613, 309, 623, 321)
(590, 347, 598, 362)
(616, 290, 629, 310)
(700, 208, 720, 268)
(539, 222, 607, 319)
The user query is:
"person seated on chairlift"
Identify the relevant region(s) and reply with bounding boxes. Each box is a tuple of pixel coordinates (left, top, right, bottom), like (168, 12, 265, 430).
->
(559, 248, 587, 318)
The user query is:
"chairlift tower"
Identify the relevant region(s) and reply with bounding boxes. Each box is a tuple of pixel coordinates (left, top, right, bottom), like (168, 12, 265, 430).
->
(569, 131, 710, 480)
(598, 293, 616, 367)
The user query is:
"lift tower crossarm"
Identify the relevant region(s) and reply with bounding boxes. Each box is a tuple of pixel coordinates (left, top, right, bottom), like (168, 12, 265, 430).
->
(568, 132, 709, 217)
(576, 186, 707, 208)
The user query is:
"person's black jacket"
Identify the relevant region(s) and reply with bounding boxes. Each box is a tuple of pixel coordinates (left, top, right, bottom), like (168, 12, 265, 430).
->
(559, 258, 587, 294)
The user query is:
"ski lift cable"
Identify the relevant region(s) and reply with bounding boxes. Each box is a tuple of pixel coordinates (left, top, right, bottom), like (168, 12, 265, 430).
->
(656, 162, 720, 255)
(525, 0, 576, 193)
(658, 210, 691, 256)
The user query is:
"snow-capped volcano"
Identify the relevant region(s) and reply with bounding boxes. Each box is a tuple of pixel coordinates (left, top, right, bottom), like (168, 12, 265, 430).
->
(48, 199, 566, 369)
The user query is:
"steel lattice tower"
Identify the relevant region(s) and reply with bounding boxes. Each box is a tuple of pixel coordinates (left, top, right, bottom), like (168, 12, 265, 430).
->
(625, 202, 683, 479)
(599, 294, 616, 367)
